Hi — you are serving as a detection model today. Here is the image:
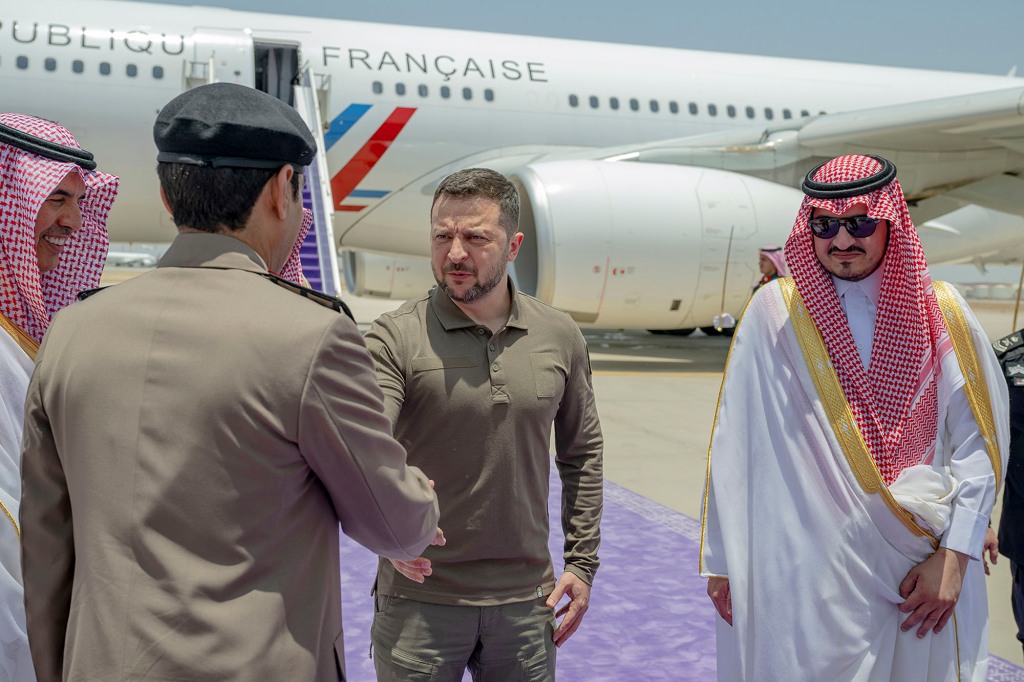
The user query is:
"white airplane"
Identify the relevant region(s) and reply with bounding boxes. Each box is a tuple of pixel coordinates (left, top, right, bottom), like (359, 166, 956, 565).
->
(4, 0, 1024, 332)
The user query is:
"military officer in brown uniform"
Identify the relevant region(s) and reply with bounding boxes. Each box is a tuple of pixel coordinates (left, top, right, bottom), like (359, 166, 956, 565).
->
(20, 83, 441, 682)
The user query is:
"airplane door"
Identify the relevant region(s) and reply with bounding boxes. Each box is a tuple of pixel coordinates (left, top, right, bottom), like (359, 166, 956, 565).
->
(190, 29, 255, 87)
(694, 172, 759, 324)
(254, 43, 301, 106)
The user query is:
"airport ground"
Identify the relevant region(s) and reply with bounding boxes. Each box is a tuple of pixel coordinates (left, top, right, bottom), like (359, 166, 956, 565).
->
(101, 265, 1024, 666)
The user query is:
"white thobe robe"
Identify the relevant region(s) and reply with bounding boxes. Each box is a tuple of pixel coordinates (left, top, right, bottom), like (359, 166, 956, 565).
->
(0, 326, 36, 682)
(700, 279, 1008, 682)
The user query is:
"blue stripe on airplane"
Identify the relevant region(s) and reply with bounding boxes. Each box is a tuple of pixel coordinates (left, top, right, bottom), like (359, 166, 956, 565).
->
(348, 189, 390, 198)
(324, 104, 372, 149)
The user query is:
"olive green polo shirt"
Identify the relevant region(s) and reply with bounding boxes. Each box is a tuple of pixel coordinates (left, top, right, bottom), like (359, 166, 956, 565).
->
(365, 281, 603, 606)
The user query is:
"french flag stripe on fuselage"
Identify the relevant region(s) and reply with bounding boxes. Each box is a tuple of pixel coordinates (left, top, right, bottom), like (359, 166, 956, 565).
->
(330, 107, 416, 211)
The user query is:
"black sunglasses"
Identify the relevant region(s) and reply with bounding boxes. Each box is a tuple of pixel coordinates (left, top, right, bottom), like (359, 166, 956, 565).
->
(808, 215, 883, 240)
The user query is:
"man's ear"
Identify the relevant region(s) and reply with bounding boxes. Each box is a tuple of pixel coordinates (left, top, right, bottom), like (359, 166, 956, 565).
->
(159, 185, 173, 218)
(269, 165, 295, 221)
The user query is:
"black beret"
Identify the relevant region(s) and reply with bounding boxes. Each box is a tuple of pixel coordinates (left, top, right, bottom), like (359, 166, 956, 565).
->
(154, 82, 316, 169)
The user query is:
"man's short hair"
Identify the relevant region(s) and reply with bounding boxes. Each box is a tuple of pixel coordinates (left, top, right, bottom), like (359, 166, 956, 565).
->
(157, 163, 299, 232)
(432, 168, 520, 238)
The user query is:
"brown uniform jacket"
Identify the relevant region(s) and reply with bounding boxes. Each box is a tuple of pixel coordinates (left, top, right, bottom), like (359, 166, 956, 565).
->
(20, 233, 439, 682)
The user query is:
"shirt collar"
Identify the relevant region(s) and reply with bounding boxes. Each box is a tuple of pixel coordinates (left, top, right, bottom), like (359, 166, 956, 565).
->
(831, 264, 884, 307)
(157, 232, 267, 273)
(430, 277, 528, 331)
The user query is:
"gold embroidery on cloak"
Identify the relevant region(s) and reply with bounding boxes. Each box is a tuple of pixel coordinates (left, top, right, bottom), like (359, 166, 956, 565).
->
(778, 278, 937, 546)
(0, 312, 33, 539)
(0, 312, 38, 361)
(933, 281, 1002, 492)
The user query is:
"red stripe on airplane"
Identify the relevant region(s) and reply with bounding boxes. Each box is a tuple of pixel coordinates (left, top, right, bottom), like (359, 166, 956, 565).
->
(337, 205, 367, 212)
(331, 107, 416, 210)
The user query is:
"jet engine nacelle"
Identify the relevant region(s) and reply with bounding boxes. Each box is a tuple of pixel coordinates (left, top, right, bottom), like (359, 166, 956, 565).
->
(341, 250, 436, 300)
(509, 160, 803, 329)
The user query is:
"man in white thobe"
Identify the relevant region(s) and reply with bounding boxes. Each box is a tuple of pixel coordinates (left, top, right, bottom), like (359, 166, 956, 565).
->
(701, 154, 1008, 681)
(0, 114, 117, 681)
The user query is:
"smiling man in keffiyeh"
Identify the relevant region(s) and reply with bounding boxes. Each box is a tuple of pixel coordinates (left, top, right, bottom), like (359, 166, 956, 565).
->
(0, 113, 117, 682)
(700, 154, 1008, 681)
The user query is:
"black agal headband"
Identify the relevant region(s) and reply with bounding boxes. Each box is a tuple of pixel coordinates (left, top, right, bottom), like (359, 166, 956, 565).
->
(0, 121, 96, 170)
(801, 155, 896, 199)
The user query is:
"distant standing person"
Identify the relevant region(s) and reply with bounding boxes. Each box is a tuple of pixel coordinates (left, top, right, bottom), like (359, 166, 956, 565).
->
(0, 113, 117, 682)
(20, 83, 441, 682)
(365, 167, 603, 681)
(752, 246, 786, 294)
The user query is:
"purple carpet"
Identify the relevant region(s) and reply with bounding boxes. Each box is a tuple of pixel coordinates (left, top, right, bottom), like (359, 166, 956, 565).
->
(338, 475, 1024, 681)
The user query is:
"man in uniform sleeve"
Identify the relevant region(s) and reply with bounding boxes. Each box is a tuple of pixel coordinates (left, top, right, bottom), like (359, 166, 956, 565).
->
(0, 113, 117, 682)
(20, 83, 441, 682)
(992, 330, 1024, 659)
(364, 168, 603, 681)
(701, 154, 1008, 681)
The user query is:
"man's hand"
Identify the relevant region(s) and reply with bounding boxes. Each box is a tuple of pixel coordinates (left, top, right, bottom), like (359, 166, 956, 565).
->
(707, 577, 732, 626)
(546, 571, 591, 647)
(983, 527, 999, 576)
(898, 548, 969, 637)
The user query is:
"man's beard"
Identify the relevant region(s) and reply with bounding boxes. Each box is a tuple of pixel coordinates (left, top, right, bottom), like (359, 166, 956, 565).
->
(436, 255, 508, 303)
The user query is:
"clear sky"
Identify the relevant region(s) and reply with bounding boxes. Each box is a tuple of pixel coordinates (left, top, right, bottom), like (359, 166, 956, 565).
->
(125, 0, 1024, 75)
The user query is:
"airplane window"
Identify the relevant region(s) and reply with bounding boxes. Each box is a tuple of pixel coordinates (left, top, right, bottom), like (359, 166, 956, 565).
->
(650, 100, 659, 113)
(669, 101, 679, 114)
(45, 58, 57, 72)
(782, 108, 792, 119)
(589, 95, 599, 109)
(100, 62, 111, 76)
(727, 105, 736, 118)
(764, 107, 774, 120)
(688, 102, 698, 115)
(73, 60, 84, 74)
(801, 109, 810, 117)
(708, 103, 717, 117)
(462, 87, 472, 100)
(609, 97, 620, 110)
(745, 106, 755, 119)
(16, 56, 28, 70)
(126, 64, 138, 78)
(418, 84, 428, 97)
(396, 83, 406, 96)
(629, 98, 639, 111)
(569, 94, 579, 107)
(440, 86, 451, 99)
(372, 81, 383, 94)
(152, 65, 164, 79)
(484, 89, 494, 102)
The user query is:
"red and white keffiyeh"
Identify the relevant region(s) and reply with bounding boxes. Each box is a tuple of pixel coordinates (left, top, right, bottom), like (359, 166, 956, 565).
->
(784, 154, 952, 484)
(0, 113, 118, 341)
(275, 207, 313, 286)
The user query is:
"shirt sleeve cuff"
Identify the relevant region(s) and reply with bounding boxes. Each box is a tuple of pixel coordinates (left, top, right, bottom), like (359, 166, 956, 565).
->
(939, 505, 989, 560)
(563, 564, 595, 586)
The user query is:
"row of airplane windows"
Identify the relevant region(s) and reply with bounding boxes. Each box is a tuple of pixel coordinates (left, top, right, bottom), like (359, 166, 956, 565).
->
(371, 80, 496, 102)
(6, 55, 166, 79)
(368, 80, 825, 120)
(568, 94, 823, 120)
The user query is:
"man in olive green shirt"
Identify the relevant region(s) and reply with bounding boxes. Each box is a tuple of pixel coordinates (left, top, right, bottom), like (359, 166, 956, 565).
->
(364, 167, 603, 681)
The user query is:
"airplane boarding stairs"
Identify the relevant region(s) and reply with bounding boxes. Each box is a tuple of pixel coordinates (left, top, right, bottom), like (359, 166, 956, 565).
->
(292, 66, 342, 296)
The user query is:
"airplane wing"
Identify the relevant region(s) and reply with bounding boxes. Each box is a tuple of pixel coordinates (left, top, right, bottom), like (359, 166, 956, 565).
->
(588, 85, 1024, 222)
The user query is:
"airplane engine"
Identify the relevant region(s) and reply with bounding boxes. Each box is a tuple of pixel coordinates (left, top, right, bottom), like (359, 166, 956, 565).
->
(509, 160, 803, 329)
(341, 250, 436, 300)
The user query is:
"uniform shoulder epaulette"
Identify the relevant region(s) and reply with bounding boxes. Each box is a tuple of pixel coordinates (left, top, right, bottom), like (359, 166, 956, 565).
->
(257, 272, 354, 322)
(992, 330, 1024, 359)
(77, 286, 109, 301)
